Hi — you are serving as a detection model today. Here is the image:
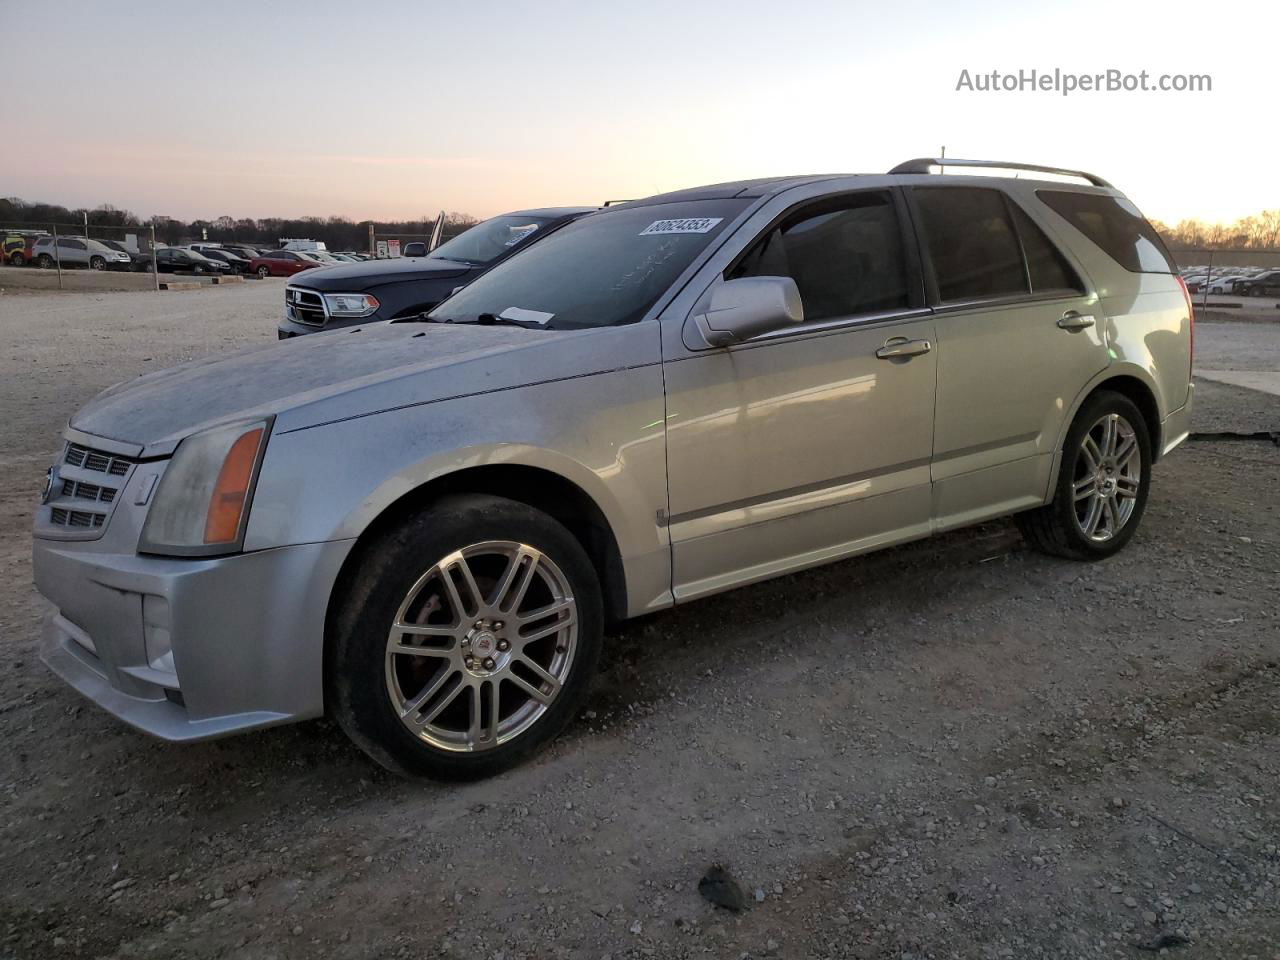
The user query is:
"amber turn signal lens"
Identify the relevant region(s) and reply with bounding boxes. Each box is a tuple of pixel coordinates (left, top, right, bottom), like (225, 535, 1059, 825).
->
(203, 427, 264, 544)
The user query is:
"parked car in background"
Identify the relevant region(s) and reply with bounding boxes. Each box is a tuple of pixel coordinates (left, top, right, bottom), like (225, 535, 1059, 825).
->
(249, 250, 325, 279)
(33, 158, 1193, 779)
(278, 206, 594, 337)
(32, 236, 132, 271)
(1206, 275, 1243, 295)
(4, 232, 44, 266)
(195, 247, 251, 274)
(1238, 269, 1280, 297)
(215, 243, 265, 261)
(95, 239, 155, 273)
(153, 246, 228, 275)
(1181, 274, 1210, 293)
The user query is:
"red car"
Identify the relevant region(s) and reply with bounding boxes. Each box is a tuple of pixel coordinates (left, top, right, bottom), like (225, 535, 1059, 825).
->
(248, 250, 324, 279)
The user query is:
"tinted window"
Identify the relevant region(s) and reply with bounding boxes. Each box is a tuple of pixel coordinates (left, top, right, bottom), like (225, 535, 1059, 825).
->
(731, 191, 909, 321)
(1007, 201, 1085, 294)
(912, 187, 1027, 302)
(1037, 190, 1176, 274)
(59, 239, 86, 250)
(430, 200, 748, 330)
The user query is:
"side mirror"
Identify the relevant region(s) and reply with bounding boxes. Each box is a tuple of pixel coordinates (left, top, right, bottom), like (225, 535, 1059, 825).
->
(402, 242, 428, 257)
(693, 276, 803, 347)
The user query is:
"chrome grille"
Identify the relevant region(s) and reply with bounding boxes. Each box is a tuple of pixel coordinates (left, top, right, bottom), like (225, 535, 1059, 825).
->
(49, 508, 106, 529)
(285, 286, 326, 326)
(61, 479, 116, 503)
(38, 441, 138, 540)
(66, 443, 132, 476)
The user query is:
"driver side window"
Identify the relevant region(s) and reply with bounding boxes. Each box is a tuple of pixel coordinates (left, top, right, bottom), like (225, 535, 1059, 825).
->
(730, 191, 911, 322)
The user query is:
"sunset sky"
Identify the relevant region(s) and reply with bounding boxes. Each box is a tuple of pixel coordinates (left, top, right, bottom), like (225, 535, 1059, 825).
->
(2, 0, 1275, 226)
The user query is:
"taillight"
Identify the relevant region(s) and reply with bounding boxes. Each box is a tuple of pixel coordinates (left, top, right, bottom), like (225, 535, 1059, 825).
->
(1175, 275, 1194, 374)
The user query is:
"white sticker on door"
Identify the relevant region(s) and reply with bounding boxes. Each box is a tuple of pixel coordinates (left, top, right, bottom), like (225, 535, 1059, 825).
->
(639, 217, 723, 236)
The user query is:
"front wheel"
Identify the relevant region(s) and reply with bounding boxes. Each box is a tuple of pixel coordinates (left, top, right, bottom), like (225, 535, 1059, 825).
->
(1016, 391, 1152, 561)
(256, 265, 270, 279)
(328, 494, 603, 780)
(9, 252, 24, 267)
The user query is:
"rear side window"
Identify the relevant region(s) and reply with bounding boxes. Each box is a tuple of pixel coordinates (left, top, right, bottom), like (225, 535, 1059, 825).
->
(1037, 190, 1175, 274)
(1007, 201, 1085, 294)
(731, 191, 910, 321)
(911, 187, 1027, 302)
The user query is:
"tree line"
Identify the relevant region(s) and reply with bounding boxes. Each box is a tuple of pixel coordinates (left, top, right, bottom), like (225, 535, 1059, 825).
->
(6, 194, 1280, 254)
(0, 197, 481, 251)
(1149, 210, 1280, 251)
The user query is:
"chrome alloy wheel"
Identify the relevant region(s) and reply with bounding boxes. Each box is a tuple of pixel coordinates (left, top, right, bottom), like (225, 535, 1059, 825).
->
(384, 541, 578, 752)
(1072, 413, 1141, 543)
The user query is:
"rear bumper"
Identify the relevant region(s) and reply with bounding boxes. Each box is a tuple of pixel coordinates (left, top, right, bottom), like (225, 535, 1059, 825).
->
(1159, 382, 1194, 459)
(35, 537, 354, 742)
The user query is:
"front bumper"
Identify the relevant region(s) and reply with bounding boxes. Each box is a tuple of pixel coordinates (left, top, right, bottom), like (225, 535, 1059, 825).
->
(36, 537, 354, 741)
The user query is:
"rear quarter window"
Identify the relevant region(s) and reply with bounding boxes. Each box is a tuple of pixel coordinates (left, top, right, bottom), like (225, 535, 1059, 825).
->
(1037, 190, 1176, 274)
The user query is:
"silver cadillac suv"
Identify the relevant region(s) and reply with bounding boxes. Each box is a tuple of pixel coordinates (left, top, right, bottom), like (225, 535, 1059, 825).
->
(33, 159, 1195, 779)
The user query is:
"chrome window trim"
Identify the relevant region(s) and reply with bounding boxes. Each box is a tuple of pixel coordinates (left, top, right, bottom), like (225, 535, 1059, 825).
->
(723, 307, 935, 351)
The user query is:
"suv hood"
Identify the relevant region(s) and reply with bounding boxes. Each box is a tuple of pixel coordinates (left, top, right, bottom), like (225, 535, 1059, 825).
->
(293, 256, 474, 291)
(70, 321, 593, 455)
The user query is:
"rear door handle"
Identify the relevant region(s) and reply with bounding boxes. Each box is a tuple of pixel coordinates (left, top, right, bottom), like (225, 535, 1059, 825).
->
(1057, 310, 1096, 331)
(876, 338, 932, 360)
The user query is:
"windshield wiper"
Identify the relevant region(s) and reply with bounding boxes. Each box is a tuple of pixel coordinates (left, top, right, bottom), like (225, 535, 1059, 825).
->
(401, 313, 546, 328)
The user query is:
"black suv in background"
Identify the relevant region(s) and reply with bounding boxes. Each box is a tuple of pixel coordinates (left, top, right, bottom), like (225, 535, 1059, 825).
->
(277, 207, 594, 338)
(1238, 269, 1280, 297)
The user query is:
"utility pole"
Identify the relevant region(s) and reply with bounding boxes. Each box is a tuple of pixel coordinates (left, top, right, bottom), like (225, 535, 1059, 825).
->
(151, 225, 159, 293)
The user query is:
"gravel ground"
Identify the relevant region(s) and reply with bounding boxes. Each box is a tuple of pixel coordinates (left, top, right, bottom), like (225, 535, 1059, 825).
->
(0, 287, 1277, 960)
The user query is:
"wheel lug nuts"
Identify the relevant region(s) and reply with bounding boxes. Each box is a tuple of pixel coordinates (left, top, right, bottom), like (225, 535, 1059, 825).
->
(493, 621, 504, 630)
(497, 639, 510, 652)
(482, 657, 496, 670)
(464, 656, 475, 669)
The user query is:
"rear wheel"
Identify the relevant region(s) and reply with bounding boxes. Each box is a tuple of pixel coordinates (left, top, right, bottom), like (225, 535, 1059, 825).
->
(1016, 391, 1152, 561)
(36, 254, 53, 269)
(9, 252, 24, 267)
(329, 494, 603, 780)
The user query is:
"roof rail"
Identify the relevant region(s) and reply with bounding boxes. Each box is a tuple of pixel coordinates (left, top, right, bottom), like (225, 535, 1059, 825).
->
(888, 158, 1113, 189)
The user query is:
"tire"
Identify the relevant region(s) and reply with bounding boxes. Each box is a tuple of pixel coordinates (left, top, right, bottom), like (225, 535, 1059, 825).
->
(1250, 287, 1264, 298)
(89, 256, 106, 271)
(1016, 390, 1152, 561)
(36, 254, 53, 269)
(9, 252, 24, 267)
(257, 265, 270, 279)
(328, 494, 603, 780)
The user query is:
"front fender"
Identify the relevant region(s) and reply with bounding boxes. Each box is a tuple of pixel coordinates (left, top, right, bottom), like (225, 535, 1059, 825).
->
(244, 367, 672, 613)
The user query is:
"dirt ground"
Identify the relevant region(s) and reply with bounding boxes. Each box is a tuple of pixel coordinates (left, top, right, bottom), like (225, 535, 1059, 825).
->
(0, 284, 1277, 960)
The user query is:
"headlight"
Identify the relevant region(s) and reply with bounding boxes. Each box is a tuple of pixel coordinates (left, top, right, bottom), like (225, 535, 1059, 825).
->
(139, 418, 271, 557)
(323, 292, 380, 317)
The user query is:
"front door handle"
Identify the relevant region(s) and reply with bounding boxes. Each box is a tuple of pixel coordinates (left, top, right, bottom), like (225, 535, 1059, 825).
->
(876, 338, 932, 360)
(1057, 310, 1096, 331)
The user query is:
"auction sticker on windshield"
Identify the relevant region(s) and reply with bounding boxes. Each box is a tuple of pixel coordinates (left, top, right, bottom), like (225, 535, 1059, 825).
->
(639, 218, 723, 236)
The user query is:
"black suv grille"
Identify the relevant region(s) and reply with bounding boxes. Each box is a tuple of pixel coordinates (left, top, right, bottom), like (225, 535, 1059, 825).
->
(286, 287, 326, 326)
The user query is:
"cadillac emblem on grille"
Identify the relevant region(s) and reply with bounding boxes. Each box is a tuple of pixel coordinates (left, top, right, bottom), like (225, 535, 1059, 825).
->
(41, 467, 54, 504)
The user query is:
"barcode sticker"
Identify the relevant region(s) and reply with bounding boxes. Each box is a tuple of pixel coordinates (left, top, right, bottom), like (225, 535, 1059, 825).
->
(639, 218, 723, 236)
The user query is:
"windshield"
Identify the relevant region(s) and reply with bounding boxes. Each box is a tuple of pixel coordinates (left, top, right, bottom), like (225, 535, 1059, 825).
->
(428, 200, 747, 330)
(429, 214, 554, 265)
